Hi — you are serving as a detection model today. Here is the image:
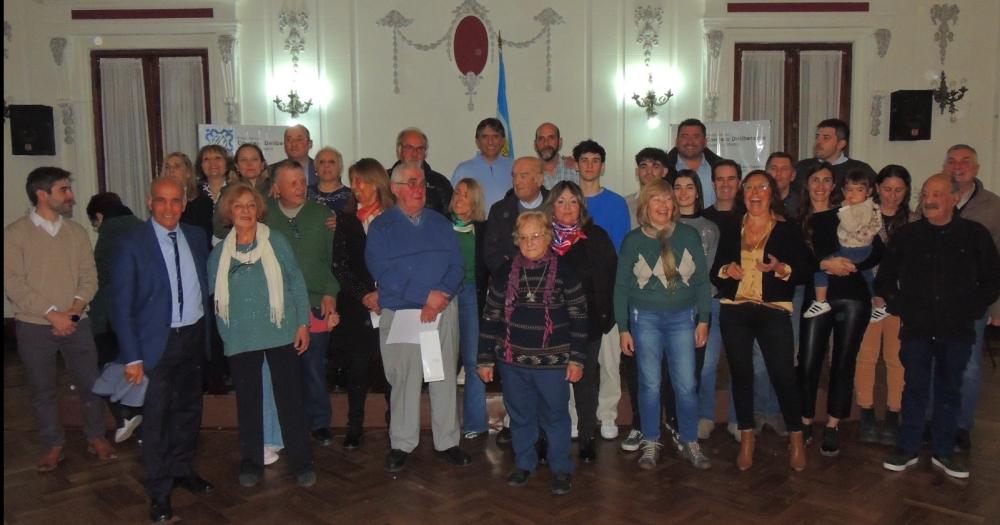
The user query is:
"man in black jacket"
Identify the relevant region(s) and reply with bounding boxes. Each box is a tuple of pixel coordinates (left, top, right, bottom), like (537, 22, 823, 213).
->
(665, 118, 722, 206)
(389, 127, 453, 216)
(483, 157, 549, 278)
(877, 174, 1000, 480)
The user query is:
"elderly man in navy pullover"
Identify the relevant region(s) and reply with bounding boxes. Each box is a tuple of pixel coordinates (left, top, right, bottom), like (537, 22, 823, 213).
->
(365, 162, 472, 473)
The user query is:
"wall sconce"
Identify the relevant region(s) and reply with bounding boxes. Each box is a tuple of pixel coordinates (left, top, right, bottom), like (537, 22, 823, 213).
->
(631, 6, 672, 127)
(273, 90, 313, 119)
(932, 70, 967, 122)
(632, 76, 673, 121)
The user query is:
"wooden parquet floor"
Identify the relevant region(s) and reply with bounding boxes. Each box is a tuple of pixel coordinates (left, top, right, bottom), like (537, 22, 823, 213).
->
(5, 346, 1000, 524)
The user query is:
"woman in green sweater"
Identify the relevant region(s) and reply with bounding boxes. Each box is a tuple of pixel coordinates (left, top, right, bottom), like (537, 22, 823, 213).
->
(208, 182, 315, 488)
(614, 178, 711, 471)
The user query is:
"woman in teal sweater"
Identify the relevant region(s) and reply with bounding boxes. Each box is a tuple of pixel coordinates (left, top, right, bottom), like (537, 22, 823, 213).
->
(208, 182, 315, 488)
(614, 178, 711, 471)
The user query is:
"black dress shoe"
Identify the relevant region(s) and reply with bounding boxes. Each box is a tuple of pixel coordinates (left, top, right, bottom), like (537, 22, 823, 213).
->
(438, 446, 472, 466)
(386, 449, 409, 472)
(174, 474, 214, 494)
(579, 437, 597, 463)
(149, 497, 172, 522)
(506, 469, 530, 487)
(343, 433, 362, 450)
(496, 427, 513, 445)
(312, 428, 334, 446)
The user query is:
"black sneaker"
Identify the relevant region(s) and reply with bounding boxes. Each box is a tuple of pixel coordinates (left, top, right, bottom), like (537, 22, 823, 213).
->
(931, 455, 969, 479)
(496, 427, 513, 445)
(506, 469, 530, 487)
(550, 474, 572, 495)
(342, 432, 361, 450)
(820, 426, 840, 457)
(883, 449, 919, 472)
(858, 408, 878, 444)
(954, 428, 971, 452)
(385, 449, 409, 472)
(312, 428, 334, 446)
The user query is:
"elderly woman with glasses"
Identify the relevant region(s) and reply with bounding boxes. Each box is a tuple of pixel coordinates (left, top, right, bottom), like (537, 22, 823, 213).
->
(711, 170, 811, 472)
(477, 211, 588, 496)
(208, 181, 315, 488)
(614, 178, 712, 471)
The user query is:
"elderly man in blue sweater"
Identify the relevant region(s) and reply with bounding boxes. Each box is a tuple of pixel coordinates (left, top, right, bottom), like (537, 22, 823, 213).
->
(365, 162, 472, 472)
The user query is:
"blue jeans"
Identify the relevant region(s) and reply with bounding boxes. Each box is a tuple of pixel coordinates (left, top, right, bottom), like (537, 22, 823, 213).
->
(499, 363, 574, 475)
(958, 315, 987, 431)
(633, 308, 698, 443)
(897, 337, 971, 459)
(300, 328, 332, 431)
(457, 285, 488, 433)
(697, 299, 723, 421)
(262, 359, 283, 447)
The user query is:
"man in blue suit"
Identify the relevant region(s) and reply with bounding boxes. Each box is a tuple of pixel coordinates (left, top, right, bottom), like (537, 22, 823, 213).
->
(110, 177, 213, 522)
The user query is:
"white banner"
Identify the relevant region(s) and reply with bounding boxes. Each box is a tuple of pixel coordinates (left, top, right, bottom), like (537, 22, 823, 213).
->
(198, 124, 287, 162)
(672, 120, 771, 173)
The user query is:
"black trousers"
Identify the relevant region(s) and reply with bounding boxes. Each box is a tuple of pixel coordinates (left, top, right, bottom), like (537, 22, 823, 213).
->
(205, 316, 230, 392)
(332, 323, 379, 429)
(229, 345, 312, 475)
(719, 303, 803, 432)
(143, 320, 205, 500)
(572, 339, 601, 441)
(798, 298, 870, 420)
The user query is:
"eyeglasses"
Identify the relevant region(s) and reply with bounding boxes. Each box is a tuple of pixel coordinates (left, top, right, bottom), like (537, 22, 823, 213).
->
(393, 178, 426, 189)
(517, 232, 547, 244)
(400, 145, 427, 154)
(742, 183, 770, 192)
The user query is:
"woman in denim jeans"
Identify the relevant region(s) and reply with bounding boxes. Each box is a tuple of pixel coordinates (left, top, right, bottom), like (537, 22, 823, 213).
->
(450, 178, 490, 439)
(613, 179, 712, 470)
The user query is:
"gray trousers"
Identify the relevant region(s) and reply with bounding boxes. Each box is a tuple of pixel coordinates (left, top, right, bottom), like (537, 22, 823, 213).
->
(15, 319, 106, 448)
(379, 302, 460, 453)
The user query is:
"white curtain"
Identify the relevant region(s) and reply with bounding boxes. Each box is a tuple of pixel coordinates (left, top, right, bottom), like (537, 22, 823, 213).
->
(159, 57, 206, 161)
(740, 51, 786, 153)
(798, 50, 843, 161)
(100, 58, 152, 218)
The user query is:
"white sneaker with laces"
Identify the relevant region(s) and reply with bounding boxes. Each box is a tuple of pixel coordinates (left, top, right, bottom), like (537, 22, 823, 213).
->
(638, 440, 662, 470)
(114, 415, 143, 443)
(600, 422, 619, 440)
(803, 300, 832, 319)
(870, 306, 890, 324)
(682, 441, 712, 470)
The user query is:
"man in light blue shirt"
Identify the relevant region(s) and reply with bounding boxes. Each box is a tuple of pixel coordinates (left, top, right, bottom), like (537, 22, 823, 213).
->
(452, 118, 515, 207)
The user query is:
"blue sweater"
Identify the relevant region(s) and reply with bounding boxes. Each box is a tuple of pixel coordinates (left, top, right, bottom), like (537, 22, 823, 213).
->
(365, 206, 466, 310)
(586, 188, 631, 253)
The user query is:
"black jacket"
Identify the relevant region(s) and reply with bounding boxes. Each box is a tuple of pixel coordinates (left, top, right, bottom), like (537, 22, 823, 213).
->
(483, 188, 550, 278)
(874, 217, 1000, 344)
(805, 208, 883, 302)
(330, 211, 377, 331)
(664, 146, 723, 180)
(558, 223, 618, 339)
(389, 160, 453, 217)
(468, 220, 490, 316)
(711, 218, 812, 303)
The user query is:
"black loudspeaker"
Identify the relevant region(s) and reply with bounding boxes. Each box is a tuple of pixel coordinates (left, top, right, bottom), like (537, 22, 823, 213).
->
(9, 105, 56, 155)
(889, 90, 932, 141)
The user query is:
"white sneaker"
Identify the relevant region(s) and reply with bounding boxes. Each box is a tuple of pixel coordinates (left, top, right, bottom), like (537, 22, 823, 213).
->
(264, 444, 282, 465)
(638, 440, 662, 470)
(114, 415, 143, 443)
(600, 422, 619, 440)
(870, 306, 890, 323)
(621, 429, 643, 452)
(803, 300, 831, 318)
(697, 418, 715, 440)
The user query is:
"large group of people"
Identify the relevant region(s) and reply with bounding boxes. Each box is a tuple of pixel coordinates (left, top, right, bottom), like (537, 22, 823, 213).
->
(5, 116, 999, 522)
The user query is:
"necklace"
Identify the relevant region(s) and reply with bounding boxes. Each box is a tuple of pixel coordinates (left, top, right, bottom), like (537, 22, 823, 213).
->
(521, 262, 549, 302)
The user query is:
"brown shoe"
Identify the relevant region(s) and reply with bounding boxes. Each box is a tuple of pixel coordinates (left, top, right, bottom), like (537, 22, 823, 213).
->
(737, 430, 755, 471)
(88, 438, 118, 461)
(37, 446, 65, 472)
(789, 431, 806, 472)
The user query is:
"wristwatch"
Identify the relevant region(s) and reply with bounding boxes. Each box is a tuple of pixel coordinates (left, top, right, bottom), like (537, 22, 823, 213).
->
(70, 314, 81, 323)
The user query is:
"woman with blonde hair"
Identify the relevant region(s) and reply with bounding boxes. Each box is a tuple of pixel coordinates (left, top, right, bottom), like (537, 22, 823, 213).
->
(349, 158, 394, 232)
(613, 178, 711, 471)
(449, 177, 490, 438)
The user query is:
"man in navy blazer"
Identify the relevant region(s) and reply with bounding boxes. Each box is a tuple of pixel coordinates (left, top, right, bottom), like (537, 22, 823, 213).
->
(109, 177, 213, 522)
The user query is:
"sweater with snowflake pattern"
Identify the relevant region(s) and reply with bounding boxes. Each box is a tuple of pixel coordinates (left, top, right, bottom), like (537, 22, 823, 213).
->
(613, 223, 711, 332)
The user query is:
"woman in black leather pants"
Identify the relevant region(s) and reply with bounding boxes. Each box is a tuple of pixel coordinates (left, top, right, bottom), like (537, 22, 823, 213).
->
(798, 166, 883, 457)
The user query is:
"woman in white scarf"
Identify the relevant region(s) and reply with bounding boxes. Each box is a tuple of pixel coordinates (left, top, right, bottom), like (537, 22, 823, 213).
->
(208, 182, 316, 489)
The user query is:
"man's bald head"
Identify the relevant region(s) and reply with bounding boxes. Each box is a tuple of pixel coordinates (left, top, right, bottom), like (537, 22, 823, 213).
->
(921, 172, 960, 226)
(534, 123, 562, 162)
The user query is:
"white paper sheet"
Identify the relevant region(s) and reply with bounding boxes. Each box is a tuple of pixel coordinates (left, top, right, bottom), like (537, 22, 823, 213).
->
(419, 331, 445, 382)
(385, 309, 445, 382)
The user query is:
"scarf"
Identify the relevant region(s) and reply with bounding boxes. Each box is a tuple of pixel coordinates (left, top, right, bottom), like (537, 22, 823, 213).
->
(551, 221, 587, 256)
(452, 215, 475, 234)
(214, 223, 285, 328)
(502, 251, 559, 362)
(356, 202, 382, 231)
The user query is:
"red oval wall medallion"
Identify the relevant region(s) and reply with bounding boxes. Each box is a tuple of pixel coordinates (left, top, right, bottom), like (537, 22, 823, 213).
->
(453, 16, 488, 76)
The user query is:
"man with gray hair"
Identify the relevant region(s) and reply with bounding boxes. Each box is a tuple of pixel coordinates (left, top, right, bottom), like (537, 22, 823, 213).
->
(878, 173, 999, 479)
(390, 127, 453, 216)
(941, 144, 1000, 452)
(365, 162, 471, 472)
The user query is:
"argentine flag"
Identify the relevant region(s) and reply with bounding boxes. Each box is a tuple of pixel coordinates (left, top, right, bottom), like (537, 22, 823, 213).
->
(497, 36, 513, 157)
